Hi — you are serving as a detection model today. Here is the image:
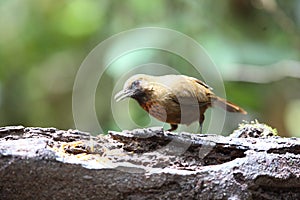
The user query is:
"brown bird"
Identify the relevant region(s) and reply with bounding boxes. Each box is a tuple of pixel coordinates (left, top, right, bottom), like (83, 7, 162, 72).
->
(115, 74, 247, 133)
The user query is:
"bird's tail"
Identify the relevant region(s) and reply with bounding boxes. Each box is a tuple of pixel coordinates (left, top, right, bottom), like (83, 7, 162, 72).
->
(211, 96, 247, 114)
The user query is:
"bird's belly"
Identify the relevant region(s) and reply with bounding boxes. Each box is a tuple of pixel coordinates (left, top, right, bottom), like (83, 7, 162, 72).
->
(141, 101, 201, 125)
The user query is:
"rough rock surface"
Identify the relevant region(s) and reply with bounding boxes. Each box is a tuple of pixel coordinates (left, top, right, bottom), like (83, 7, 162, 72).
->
(0, 126, 299, 200)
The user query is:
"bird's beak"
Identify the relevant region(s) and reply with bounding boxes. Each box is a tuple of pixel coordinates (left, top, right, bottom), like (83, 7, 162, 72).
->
(114, 89, 133, 102)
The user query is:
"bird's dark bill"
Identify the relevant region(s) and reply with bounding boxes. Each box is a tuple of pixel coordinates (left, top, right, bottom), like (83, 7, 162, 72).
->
(114, 89, 133, 102)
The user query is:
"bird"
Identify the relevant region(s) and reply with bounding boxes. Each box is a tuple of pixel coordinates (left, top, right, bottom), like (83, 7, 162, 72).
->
(114, 74, 247, 133)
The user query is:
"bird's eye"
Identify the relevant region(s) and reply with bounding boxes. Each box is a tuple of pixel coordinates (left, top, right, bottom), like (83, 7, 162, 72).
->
(131, 80, 140, 88)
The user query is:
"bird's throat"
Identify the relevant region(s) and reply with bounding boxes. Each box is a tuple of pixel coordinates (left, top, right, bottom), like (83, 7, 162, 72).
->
(132, 89, 154, 111)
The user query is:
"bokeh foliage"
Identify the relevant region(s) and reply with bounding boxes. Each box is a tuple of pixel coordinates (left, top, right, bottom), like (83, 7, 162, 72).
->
(0, 0, 299, 136)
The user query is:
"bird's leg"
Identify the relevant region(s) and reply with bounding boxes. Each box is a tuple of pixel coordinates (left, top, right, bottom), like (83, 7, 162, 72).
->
(168, 124, 178, 131)
(199, 122, 203, 134)
(199, 113, 205, 134)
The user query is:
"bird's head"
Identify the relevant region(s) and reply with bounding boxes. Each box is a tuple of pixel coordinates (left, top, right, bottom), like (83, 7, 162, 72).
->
(114, 74, 152, 102)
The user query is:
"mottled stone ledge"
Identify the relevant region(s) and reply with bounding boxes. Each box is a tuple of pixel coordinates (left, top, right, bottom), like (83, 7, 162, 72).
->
(0, 126, 299, 200)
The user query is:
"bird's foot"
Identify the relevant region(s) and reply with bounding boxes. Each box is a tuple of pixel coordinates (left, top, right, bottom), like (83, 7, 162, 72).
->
(167, 124, 178, 132)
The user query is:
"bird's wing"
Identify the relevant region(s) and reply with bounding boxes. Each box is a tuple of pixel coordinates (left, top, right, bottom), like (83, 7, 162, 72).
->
(188, 76, 213, 91)
(158, 76, 212, 106)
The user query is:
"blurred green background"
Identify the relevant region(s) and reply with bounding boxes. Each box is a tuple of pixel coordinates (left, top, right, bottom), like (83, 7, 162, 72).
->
(0, 0, 300, 136)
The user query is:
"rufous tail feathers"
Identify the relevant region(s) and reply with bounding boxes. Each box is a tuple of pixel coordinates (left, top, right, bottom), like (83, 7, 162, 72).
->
(212, 96, 247, 114)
